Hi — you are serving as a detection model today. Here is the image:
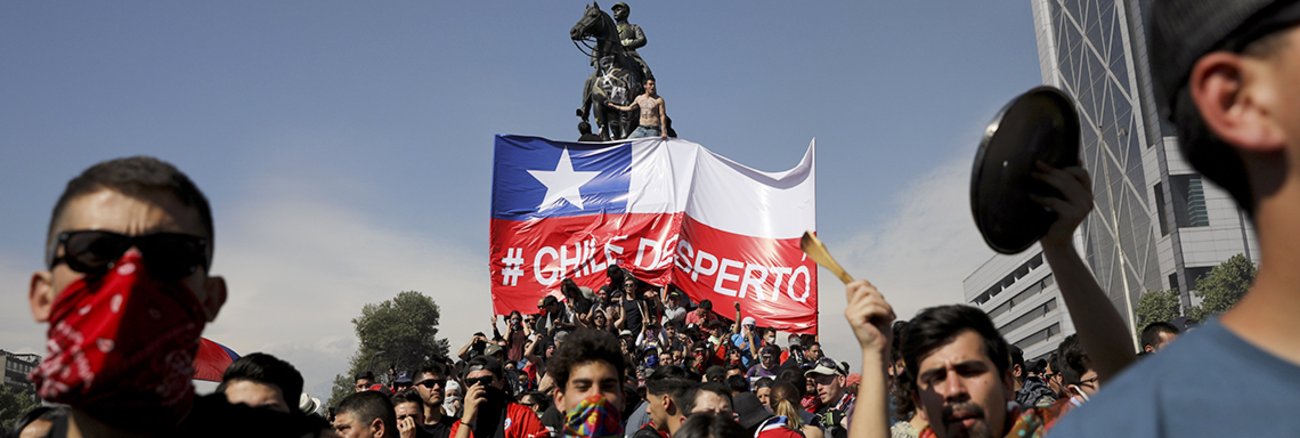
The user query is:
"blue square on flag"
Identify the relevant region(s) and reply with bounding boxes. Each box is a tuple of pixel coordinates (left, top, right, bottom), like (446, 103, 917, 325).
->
(492, 135, 631, 220)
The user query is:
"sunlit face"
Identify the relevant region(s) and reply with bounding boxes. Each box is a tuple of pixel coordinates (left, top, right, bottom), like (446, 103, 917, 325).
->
(415, 371, 446, 407)
(807, 345, 823, 361)
(913, 330, 1013, 438)
(332, 411, 376, 438)
(354, 378, 373, 393)
(811, 373, 843, 405)
(555, 361, 623, 412)
(223, 379, 289, 413)
(31, 189, 225, 325)
(690, 390, 731, 416)
(756, 387, 771, 410)
(1070, 369, 1100, 399)
(395, 401, 424, 426)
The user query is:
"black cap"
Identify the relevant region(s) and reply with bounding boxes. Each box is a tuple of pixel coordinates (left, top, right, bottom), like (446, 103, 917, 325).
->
(733, 392, 773, 429)
(1148, 0, 1300, 118)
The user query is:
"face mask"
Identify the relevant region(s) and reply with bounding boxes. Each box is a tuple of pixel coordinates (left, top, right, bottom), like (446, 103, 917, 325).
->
(30, 252, 206, 429)
(564, 394, 624, 438)
(1067, 384, 1091, 405)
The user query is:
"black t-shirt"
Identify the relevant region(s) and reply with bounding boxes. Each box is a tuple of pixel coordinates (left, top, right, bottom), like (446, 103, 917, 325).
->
(43, 394, 329, 437)
(623, 299, 644, 334)
(540, 404, 564, 433)
(421, 413, 456, 438)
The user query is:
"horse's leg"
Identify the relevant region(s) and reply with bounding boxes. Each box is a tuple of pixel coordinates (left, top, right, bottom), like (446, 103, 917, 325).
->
(578, 74, 596, 121)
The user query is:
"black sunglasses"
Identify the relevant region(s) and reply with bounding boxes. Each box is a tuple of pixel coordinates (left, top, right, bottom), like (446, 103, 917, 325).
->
(465, 376, 494, 388)
(47, 231, 210, 279)
(418, 378, 446, 389)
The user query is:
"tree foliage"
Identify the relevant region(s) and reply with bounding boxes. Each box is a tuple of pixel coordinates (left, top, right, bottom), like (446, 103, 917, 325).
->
(1135, 289, 1182, 330)
(0, 384, 39, 430)
(327, 290, 451, 407)
(1188, 254, 1256, 321)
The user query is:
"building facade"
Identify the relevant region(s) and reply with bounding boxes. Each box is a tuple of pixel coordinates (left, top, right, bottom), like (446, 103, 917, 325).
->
(2, 349, 40, 390)
(966, 0, 1259, 358)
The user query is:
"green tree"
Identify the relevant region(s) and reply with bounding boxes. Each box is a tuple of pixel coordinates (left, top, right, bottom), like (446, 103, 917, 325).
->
(1188, 254, 1256, 321)
(1135, 289, 1182, 330)
(0, 384, 40, 430)
(326, 290, 451, 407)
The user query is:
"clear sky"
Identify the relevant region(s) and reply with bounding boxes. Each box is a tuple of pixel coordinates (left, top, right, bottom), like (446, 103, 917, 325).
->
(0, 2, 1040, 399)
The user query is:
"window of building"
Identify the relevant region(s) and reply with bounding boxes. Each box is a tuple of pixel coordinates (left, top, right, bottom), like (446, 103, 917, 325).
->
(999, 298, 1058, 334)
(1170, 175, 1211, 227)
(1185, 266, 1213, 292)
(1014, 323, 1062, 350)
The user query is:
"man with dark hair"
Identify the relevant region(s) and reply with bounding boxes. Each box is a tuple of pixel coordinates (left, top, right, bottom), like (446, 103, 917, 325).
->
(897, 304, 1028, 438)
(725, 375, 751, 395)
(392, 392, 432, 438)
(805, 342, 824, 363)
(548, 328, 628, 410)
(683, 382, 732, 416)
(747, 344, 782, 381)
(25, 157, 326, 436)
(217, 352, 304, 414)
(1054, 335, 1098, 409)
(630, 365, 694, 438)
(413, 362, 456, 438)
(335, 391, 397, 438)
(1015, 359, 1056, 409)
(683, 299, 717, 327)
(1007, 345, 1026, 394)
(358, 371, 379, 393)
(1139, 321, 1180, 353)
(451, 356, 546, 438)
(1053, 1, 1300, 436)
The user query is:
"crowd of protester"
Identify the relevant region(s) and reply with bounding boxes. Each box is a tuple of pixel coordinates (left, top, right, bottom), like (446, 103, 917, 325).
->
(323, 264, 861, 438)
(10, 1, 1300, 436)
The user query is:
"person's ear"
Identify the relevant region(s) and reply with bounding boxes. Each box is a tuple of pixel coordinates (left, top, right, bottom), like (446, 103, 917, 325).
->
(370, 417, 385, 438)
(553, 388, 567, 414)
(201, 275, 228, 322)
(29, 271, 54, 322)
(1190, 51, 1286, 153)
(1143, 344, 1155, 353)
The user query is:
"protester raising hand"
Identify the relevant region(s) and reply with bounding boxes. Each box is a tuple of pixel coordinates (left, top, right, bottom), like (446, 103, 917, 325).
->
(456, 380, 488, 438)
(1030, 162, 1135, 383)
(844, 279, 895, 438)
(397, 415, 419, 438)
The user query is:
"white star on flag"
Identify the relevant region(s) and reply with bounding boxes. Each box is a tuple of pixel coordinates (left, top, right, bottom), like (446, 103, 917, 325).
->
(527, 148, 601, 211)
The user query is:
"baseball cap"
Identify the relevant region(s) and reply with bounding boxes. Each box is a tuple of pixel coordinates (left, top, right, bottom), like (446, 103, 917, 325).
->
(805, 357, 845, 376)
(394, 371, 412, 385)
(1148, 0, 1300, 117)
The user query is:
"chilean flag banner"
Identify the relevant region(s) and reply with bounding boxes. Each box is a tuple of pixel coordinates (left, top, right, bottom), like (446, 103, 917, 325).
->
(489, 135, 818, 333)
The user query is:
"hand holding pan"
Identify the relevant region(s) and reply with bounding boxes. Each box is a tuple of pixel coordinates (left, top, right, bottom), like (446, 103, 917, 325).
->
(971, 86, 1082, 254)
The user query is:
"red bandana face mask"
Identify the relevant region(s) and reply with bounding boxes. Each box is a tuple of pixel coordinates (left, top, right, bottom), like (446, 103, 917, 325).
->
(30, 252, 206, 428)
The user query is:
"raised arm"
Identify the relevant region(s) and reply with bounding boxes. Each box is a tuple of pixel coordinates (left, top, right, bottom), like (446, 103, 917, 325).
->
(1032, 162, 1136, 382)
(733, 302, 742, 334)
(844, 279, 894, 438)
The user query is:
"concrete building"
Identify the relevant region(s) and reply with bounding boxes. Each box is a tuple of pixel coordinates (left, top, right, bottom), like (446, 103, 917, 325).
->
(965, 0, 1259, 359)
(2, 349, 41, 390)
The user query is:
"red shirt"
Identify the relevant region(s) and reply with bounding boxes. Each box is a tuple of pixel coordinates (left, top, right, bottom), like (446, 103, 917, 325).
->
(448, 402, 549, 438)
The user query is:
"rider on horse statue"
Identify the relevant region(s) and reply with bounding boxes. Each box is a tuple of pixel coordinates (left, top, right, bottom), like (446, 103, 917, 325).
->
(612, 2, 652, 81)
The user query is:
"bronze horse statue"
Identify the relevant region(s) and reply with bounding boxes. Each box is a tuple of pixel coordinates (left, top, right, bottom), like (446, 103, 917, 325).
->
(571, 2, 645, 140)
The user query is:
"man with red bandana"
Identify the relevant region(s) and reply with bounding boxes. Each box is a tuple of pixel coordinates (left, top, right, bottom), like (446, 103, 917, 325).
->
(24, 157, 328, 436)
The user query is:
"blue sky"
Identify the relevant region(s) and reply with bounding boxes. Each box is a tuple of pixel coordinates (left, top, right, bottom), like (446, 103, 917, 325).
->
(0, 2, 1039, 398)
